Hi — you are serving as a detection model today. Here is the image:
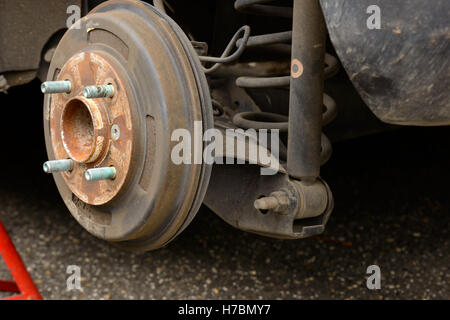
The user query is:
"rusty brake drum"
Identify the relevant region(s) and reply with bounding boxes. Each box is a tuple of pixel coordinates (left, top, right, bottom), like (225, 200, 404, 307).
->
(43, 0, 213, 251)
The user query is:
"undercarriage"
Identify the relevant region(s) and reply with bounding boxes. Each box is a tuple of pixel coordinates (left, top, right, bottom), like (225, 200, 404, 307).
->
(0, 0, 448, 251)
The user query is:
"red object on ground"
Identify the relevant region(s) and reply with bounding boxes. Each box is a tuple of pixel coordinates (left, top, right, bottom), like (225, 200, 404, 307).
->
(0, 220, 42, 300)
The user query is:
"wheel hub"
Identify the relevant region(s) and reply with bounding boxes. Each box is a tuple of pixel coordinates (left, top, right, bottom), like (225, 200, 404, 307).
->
(49, 51, 133, 205)
(42, 0, 213, 251)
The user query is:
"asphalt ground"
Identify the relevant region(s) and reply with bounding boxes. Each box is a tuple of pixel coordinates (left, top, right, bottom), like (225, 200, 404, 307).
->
(0, 81, 448, 299)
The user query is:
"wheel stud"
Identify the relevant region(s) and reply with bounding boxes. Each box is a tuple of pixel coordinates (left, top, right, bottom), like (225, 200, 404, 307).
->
(43, 159, 74, 173)
(41, 80, 71, 94)
(83, 84, 115, 99)
(85, 167, 117, 181)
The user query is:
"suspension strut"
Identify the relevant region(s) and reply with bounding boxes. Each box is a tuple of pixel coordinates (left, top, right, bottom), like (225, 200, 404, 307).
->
(288, 0, 325, 182)
(232, 0, 339, 172)
(201, 0, 339, 237)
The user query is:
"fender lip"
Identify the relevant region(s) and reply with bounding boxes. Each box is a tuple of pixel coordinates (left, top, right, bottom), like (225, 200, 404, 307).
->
(320, 0, 450, 126)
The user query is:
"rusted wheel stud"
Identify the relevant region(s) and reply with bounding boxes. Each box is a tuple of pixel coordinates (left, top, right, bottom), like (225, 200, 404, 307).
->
(85, 167, 117, 182)
(43, 159, 74, 173)
(83, 84, 115, 99)
(41, 80, 71, 94)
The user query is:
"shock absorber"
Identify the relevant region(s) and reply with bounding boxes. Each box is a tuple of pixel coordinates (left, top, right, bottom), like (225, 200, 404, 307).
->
(288, 0, 327, 182)
(184, 0, 338, 237)
(232, 0, 339, 175)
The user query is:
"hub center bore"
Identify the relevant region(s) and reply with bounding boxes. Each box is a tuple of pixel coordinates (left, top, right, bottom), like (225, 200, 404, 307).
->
(61, 97, 106, 163)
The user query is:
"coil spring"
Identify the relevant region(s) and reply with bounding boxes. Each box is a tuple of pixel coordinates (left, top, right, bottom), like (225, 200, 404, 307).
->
(231, 0, 339, 165)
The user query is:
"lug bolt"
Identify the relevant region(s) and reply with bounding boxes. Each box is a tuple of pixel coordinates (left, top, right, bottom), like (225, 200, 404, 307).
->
(85, 167, 117, 181)
(83, 84, 115, 99)
(43, 159, 74, 173)
(41, 80, 71, 94)
(254, 191, 290, 214)
(254, 196, 279, 211)
(111, 124, 121, 141)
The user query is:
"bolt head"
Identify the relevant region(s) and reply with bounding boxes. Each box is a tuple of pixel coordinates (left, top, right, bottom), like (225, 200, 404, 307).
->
(111, 124, 121, 140)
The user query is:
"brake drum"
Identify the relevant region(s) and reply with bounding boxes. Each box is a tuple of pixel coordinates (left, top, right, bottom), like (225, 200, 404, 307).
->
(43, 0, 213, 251)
